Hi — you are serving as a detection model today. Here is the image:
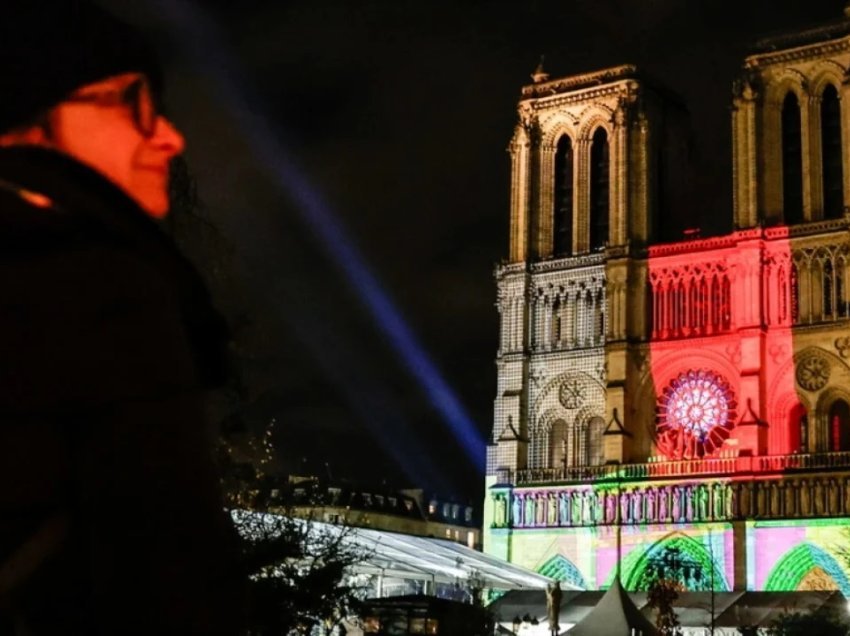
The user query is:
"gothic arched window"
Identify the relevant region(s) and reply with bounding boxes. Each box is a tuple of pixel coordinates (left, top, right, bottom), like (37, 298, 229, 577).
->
(552, 297, 562, 346)
(550, 419, 569, 468)
(590, 128, 610, 250)
(791, 262, 800, 323)
(791, 404, 808, 453)
(829, 400, 850, 452)
(838, 258, 848, 318)
(587, 416, 605, 466)
(554, 136, 574, 256)
(711, 275, 721, 331)
(821, 85, 843, 220)
(721, 275, 732, 330)
(595, 288, 604, 344)
(824, 259, 835, 318)
(782, 92, 804, 225)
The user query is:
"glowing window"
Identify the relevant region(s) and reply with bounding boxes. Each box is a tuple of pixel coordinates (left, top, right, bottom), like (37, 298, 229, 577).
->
(656, 370, 737, 459)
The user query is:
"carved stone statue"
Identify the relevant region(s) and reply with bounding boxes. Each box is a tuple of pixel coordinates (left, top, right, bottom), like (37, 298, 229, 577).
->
(725, 484, 736, 518)
(572, 492, 583, 523)
(646, 488, 656, 522)
(606, 492, 617, 523)
(546, 581, 562, 635)
(547, 492, 558, 526)
(713, 483, 724, 520)
(513, 495, 523, 527)
(559, 492, 570, 525)
(495, 494, 507, 527)
(620, 491, 630, 523)
(672, 487, 682, 521)
(537, 493, 546, 526)
(631, 490, 642, 523)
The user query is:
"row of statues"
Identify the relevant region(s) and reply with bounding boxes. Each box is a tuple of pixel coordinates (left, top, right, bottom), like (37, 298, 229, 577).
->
(492, 476, 850, 527)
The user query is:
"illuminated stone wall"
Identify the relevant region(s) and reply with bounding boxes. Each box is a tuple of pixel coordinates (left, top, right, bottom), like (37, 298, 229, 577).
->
(484, 16, 850, 593)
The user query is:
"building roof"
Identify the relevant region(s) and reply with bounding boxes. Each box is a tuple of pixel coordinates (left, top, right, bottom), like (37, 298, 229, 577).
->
(488, 589, 848, 635)
(233, 510, 555, 591)
(340, 523, 558, 591)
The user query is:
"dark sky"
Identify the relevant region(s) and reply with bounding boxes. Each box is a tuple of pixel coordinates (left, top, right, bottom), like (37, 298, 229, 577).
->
(112, 0, 845, 503)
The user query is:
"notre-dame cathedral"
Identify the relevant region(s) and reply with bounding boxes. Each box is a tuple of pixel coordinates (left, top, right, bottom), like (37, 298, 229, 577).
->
(483, 12, 850, 593)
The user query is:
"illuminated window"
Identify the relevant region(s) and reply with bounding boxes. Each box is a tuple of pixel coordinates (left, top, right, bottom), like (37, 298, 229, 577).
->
(554, 135, 574, 255)
(791, 404, 808, 453)
(590, 128, 609, 250)
(656, 370, 737, 459)
(550, 419, 568, 468)
(821, 84, 843, 220)
(587, 416, 605, 465)
(829, 400, 850, 452)
(782, 92, 803, 224)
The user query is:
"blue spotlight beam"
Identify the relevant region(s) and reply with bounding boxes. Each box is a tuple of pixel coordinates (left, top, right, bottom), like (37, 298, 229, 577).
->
(148, 0, 486, 472)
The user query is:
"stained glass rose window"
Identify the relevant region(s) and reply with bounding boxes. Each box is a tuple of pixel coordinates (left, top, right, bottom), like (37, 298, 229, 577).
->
(656, 370, 737, 459)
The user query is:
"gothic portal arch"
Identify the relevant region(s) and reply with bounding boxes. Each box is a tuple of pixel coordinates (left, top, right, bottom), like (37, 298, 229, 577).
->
(538, 554, 587, 589)
(764, 543, 850, 595)
(614, 533, 728, 592)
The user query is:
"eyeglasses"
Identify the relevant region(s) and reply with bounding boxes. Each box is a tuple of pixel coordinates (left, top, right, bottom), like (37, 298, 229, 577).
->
(64, 78, 158, 138)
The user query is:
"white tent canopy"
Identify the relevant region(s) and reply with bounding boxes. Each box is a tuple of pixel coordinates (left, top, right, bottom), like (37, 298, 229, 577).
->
(233, 510, 558, 592)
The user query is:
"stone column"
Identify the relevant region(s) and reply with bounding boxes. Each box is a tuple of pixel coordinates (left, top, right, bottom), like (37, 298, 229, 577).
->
(509, 121, 531, 262)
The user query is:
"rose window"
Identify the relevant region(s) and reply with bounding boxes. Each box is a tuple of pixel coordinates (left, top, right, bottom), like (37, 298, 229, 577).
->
(656, 370, 737, 459)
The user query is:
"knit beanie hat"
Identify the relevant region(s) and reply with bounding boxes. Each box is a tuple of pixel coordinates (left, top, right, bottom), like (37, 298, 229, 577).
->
(0, 1, 163, 133)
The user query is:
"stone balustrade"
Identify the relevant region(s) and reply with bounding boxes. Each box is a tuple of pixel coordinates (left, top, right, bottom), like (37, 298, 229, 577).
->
(512, 451, 850, 485)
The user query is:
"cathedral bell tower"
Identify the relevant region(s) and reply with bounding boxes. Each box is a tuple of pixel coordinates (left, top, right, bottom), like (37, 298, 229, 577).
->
(487, 63, 689, 481)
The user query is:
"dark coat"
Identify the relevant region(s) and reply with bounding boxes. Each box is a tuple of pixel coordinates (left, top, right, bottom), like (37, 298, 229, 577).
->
(0, 147, 239, 634)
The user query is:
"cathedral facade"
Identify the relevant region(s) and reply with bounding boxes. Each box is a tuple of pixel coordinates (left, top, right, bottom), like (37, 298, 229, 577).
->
(483, 18, 850, 594)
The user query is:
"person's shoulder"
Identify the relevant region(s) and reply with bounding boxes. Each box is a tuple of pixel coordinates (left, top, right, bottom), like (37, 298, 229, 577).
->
(0, 187, 91, 246)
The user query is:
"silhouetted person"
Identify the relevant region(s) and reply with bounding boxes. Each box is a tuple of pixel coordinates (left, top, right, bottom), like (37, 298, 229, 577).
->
(0, 2, 239, 633)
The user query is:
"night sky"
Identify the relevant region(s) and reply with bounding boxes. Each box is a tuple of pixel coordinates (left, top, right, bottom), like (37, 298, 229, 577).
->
(111, 0, 845, 504)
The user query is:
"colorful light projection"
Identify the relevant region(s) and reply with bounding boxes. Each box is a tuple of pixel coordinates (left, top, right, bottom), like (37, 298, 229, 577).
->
(656, 370, 737, 459)
(528, 519, 850, 594)
(764, 542, 850, 595)
(598, 530, 730, 592)
(538, 554, 587, 589)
